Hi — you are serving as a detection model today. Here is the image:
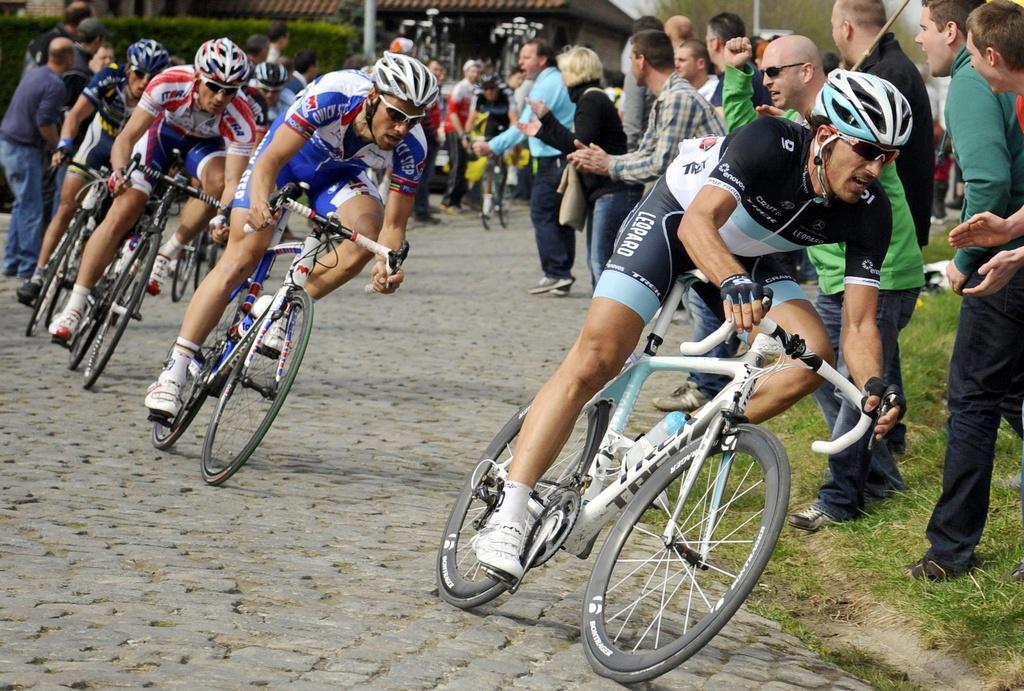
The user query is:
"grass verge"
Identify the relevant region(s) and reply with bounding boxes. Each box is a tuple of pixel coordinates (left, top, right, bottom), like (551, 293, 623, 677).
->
(752, 233, 1024, 688)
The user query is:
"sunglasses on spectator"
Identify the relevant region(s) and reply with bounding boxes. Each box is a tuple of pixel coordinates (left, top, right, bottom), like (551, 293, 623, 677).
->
(379, 94, 425, 125)
(201, 78, 239, 97)
(762, 62, 806, 78)
(835, 132, 899, 164)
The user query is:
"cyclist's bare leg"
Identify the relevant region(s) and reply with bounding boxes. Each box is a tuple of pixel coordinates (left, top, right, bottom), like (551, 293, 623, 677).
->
(744, 298, 834, 423)
(75, 189, 149, 289)
(177, 206, 271, 345)
(36, 171, 88, 270)
(166, 159, 226, 248)
(304, 194, 385, 299)
(507, 297, 645, 487)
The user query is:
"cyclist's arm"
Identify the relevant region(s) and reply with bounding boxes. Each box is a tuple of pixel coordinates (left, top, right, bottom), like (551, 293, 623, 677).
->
(380, 189, 413, 249)
(677, 185, 744, 284)
(221, 153, 248, 209)
(110, 107, 157, 172)
(838, 284, 883, 389)
(248, 124, 307, 218)
(59, 94, 97, 146)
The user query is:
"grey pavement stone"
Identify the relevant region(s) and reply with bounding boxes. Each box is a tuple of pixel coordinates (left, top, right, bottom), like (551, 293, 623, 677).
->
(0, 209, 871, 688)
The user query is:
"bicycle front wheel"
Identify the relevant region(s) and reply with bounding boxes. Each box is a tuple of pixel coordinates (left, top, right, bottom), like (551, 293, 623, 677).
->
(436, 401, 607, 609)
(201, 290, 313, 486)
(83, 236, 158, 389)
(581, 424, 789, 683)
(27, 215, 81, 337)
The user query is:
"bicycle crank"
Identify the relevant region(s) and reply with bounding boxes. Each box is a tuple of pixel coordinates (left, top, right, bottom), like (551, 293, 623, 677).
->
(521, 488, 582, 574)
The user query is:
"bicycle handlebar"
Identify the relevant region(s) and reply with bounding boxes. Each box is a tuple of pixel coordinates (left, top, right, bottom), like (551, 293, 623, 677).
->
(124, 154, 228, 212)
(245, 183, 410, 290)
(678, 310, 873, 456)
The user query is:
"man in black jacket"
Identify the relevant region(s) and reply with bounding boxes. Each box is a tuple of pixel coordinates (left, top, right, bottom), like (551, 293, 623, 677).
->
(23, 2, 92, 77)
(832, 0, 935, 247)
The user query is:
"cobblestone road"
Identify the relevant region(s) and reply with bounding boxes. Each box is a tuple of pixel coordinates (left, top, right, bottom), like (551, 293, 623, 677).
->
(0, 208, 872, 689)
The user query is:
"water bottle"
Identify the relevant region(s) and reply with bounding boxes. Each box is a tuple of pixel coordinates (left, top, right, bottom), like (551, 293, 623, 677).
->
(622, 411, 688, 469)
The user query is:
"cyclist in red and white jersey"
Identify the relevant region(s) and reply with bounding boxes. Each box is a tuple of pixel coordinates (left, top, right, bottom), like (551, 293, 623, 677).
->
(50, 38, 257, 343)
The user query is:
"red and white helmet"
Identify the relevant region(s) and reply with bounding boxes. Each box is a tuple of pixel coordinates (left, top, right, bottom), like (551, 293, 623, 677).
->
(194, 38, 249, 87)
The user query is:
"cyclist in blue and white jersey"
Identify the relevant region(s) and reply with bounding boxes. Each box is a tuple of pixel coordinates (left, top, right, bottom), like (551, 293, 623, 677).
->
(473, 70, 914, 581)
(145, 52, 437, 418)
(16, 39, 169, 307)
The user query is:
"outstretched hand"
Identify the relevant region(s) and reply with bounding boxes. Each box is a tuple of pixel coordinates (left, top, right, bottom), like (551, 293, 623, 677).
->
(963, 248, 1024, 297)
(516, 121, 541, 137)
(948, 211, 1014, 249)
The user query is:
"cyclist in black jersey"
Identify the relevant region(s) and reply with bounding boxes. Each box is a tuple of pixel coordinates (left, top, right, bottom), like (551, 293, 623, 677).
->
(474, 69, 915, 581)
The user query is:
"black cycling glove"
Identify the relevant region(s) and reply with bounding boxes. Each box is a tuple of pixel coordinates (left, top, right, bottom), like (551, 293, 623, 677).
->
(861, 377, 907, 421)
(719, 274, 766, 308)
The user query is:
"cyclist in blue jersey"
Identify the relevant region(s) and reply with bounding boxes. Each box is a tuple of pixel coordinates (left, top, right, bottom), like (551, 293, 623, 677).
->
(16, 39, 169, 307)
(145, 52, 438, 418)
(473, 70, 914, 581)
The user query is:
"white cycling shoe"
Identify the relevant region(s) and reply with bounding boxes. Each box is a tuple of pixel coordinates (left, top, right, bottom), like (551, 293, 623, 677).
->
(49, 307, 82, 344)
(145, 378, 182, 419)
(147, 253, 176, 296)
(472, 518, 527, 581)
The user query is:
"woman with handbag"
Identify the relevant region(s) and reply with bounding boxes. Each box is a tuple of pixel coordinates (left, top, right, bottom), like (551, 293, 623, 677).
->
(518, 46, 643, 289)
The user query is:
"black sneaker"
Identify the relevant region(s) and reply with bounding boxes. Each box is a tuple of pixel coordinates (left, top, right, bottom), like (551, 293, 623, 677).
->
(414, 213, 440, 225)
(16, 278, 42, 307)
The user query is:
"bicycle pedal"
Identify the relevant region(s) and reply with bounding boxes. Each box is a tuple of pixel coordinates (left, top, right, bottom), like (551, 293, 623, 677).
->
(147, 411, 172, 425)
(482, 563, 524, 592)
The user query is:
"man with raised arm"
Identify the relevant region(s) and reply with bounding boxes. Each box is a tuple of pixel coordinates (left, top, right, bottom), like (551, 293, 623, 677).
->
(472, 71, 908, 582)
(144, 53, 437, 420)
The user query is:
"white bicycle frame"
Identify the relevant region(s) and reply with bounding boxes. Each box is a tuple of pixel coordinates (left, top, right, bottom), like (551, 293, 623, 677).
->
(539, 280, 873, 558)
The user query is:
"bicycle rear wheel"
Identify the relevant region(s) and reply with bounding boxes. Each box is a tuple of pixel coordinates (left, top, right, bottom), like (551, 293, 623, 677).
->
(67, 271, 114, 371)
(26, 213, 83, 337)
(495, 164, 508, 229)
(581, 424, 789, 683)
(171, 234, 202, 302)
(201, 290, 313, 485)
(82, 235, 158, 389)
(436, 402, 607, 609)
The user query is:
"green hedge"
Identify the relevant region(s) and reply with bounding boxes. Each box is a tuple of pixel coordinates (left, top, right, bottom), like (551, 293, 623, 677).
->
(0, 15, 357, 112)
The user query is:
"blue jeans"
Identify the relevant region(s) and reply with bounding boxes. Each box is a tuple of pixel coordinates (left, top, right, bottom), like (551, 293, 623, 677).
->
(530, 156, 574, 281)
(0, 138, 45, 276)
(586, 186, 641, 288)
(813, 288, 918, 521)
(925, 270, 1024, 570)
(413, 137, 439, 217)
(684, 288, 737, 398)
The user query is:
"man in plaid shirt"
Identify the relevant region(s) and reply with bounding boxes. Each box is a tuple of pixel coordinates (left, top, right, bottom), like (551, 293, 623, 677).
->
(570, 30, 724, 184)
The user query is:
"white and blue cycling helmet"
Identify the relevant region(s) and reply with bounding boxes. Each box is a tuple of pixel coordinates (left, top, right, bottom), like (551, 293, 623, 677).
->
(813, 69, 912, 147)
(126, 39, 170, 76)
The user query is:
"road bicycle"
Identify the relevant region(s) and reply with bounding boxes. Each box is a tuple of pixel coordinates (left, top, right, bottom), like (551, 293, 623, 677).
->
(152, 183, 408, 486)
(25, 162, 110, 338)
(400, 8, 459, 77)
(436, 279, 875, 682)
(67, 154, 226, 388)
(479, 152, 508, 230)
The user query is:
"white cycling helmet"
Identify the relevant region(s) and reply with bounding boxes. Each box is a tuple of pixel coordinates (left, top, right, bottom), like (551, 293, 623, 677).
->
(194, 37, 249, 87)
(372, 52, 439, 108)
(812, 69, 912, 148)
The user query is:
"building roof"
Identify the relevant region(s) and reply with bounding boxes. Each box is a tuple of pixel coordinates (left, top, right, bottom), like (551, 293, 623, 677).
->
(199, 0, 338, 18)
(377, 0, 632, 33)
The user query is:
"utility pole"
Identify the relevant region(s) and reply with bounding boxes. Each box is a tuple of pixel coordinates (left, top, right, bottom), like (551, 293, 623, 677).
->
(363, 0, 377, 59)
(753, 0, 761, 36)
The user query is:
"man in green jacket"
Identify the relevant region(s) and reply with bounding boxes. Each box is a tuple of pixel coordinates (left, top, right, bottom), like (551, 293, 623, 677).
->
(720, 34, 925, 532)
(908, 0, 1024, 581)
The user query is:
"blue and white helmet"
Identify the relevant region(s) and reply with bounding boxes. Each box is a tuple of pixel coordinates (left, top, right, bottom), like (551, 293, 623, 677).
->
(813, 70, 912, 147)
(126, 39, 170, 75)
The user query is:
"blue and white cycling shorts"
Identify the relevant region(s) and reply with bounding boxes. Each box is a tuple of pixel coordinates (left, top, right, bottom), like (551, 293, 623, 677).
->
(593, 177, 808, 324)
(128, 115, 225, 195)
(71, 116, 114, 173)
(233, 118, 382, 216)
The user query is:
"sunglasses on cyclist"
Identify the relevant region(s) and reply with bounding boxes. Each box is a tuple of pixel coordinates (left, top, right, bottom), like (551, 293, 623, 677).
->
(131, 68, 155, 80)
(379, 94, 425, 125)
(835, 132, 899, 164)
(201, 78, 239, 97)
(762, 62, 806, 78)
